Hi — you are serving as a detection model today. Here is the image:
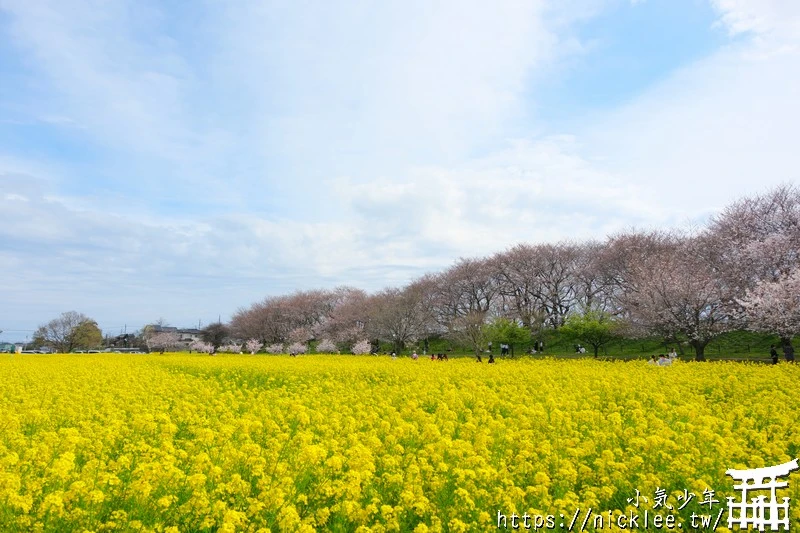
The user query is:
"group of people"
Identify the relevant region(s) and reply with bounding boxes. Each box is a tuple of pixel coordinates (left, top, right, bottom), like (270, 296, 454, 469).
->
(389, 349, 498, 363)
(770, 344, 795, 364)
(409, 351, 444, 361)
(648, 349, 679, 366)
(385, 350, 451, 361)
(528, 341, 545, 355)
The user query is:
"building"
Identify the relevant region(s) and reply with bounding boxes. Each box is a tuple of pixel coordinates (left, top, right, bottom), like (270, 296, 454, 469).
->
(143, 325, 203, 349)
(176, 328, 202, 345)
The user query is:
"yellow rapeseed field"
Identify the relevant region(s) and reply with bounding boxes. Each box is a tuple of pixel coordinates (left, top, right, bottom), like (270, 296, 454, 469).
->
(1, 353, 798, 532)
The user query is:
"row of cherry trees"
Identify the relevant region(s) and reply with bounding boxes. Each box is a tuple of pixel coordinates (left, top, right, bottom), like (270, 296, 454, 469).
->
(228, 185, 799, 361)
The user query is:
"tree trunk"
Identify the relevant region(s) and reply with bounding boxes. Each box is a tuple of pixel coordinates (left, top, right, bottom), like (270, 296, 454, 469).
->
(593, 344, 599, 357)
(780, 336, 796, 362)
(692, 340, 707, 362)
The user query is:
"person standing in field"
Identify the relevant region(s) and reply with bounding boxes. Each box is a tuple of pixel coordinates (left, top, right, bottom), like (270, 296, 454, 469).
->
(783, 343, 795, 363)
(770, 344, 779, 364)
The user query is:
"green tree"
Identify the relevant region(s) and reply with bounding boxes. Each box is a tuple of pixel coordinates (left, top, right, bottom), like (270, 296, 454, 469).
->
(71, 320, 103, 350)
(33, 311, 102, 353)
(560, 309, 620, 357)
(485, 317, 529, 357)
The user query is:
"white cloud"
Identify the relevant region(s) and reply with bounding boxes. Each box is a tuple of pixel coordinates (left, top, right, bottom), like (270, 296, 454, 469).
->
(576, 40, 800, 222)
(335, 136, 662, 262)
(2, 134, 650, 333)
(711, 0, 800, 36)
(204, 0, 606, 189)
(710, 0, 800, 54)
(0, 0, 608, 214)
(0, 0, 241, 205)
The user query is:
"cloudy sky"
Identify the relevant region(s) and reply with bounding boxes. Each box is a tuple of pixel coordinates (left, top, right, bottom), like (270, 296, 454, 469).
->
(1, 0, 798, 340)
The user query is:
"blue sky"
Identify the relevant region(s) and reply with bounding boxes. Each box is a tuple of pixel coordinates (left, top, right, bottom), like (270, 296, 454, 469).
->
(1, 0, 799, 341)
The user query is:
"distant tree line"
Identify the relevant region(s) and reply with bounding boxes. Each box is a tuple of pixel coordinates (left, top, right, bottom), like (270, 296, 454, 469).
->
(227, 185, 799, 361)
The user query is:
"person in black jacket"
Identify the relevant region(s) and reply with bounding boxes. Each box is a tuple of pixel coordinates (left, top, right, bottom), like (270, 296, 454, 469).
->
(770, 344, 779, 364)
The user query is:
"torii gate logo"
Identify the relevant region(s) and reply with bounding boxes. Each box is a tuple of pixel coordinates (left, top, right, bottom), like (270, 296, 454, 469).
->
(726, 459, 798, 531)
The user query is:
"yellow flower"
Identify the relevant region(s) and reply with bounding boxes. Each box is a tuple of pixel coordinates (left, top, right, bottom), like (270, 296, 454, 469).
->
(0, 353, 796, 532)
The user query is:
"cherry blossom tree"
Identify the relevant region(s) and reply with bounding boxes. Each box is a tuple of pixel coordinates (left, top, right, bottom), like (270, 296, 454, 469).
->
(574, 241, 617, 313)
(288, 289, 338, 339)
(366, 282, 436, 353)
(189, 340, 214, 354)
(447, 311, 489, 356)
(316, 339, 337, 353)
(595, 230, 677, 313)
(708, 184, 800, 295)
(535, 243, 582, 328)
(318, 287, 370, 345)
(708, 185, 800, 356)
(491, 242, 590, 333)
(245, 339, 262, 354)
(230, 289, 340, 344)
(492, 244, 547, 331)
(620, 233, 731, 361)
(288, 326, 313, 344)
(264, 343, 284, 354)
(432, 258, 498, 329)
(218, 343, 243, 354)
(286, 342, 308, 355)
(147, 332, 180, 354)
(229, 296, 294, 344)
(738, 268, 800, 359)
(352, 340, 372, 355)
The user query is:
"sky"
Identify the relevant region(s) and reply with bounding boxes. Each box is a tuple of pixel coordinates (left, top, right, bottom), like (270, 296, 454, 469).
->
(1, 0, 799, 341)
